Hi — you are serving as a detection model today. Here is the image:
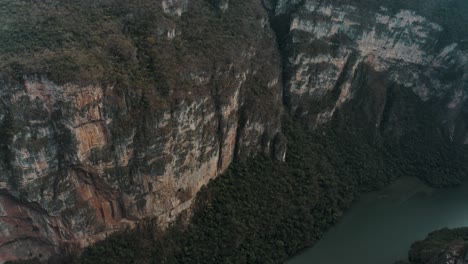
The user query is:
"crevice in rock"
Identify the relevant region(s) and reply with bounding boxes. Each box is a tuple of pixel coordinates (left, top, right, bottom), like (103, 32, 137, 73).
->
(264, 0, 306, 109)
(0, 236, 56, 248)
(71, 120, 103, 129)
(332, 52, 359, 95)
(233, 104, 247, 161)
(210, 70, 224, 173)
(0, 190, 50, 215)
(379, 82, 399, 134)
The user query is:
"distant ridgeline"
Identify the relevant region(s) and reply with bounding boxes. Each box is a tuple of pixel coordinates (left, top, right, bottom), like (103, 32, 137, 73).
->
(395, 228, 468, 264)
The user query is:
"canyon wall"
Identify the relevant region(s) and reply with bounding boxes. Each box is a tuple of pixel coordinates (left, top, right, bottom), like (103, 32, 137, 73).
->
(0, 0, 467, 262)
(272, 0, 468, 141)
(0, 0, 283, 262)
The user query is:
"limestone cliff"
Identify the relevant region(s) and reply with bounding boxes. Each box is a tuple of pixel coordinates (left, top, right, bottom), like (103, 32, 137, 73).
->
(0, 0, 467, 262)
(0, 0, 283, 262)
(271, 0, 468, 142)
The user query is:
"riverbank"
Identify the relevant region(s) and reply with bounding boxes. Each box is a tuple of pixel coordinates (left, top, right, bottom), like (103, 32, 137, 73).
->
(287, 177, 468, 264)
(18, 119, 468, 264)
(396, 227, 468, 264)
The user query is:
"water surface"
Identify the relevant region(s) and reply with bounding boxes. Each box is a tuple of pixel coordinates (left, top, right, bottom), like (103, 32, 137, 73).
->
(287, 177, 468, 264)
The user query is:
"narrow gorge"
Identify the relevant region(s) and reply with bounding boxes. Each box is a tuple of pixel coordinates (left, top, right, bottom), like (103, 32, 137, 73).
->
(0, 0, 467, 263)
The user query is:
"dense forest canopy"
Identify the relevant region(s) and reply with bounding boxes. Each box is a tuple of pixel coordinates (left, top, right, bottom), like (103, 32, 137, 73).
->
(2, 0, 468, 263)
(0, 0, 269, 91)
(1, 0, 467, 85)
(8, 113, 462, 264)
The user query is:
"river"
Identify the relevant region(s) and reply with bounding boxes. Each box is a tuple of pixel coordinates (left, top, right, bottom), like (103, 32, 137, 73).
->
(287, 177, 468, 264)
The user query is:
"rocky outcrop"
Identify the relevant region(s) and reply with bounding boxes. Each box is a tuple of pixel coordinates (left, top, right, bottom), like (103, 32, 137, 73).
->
(0, 69, 282, 262)
(1, 0, 467, 262)
(397, 241, 468, 264)
(398, 228, 468, 264)
(426, 241, 467, 264)
(0, 0, 283, 262)
(272, 0, 468, 141)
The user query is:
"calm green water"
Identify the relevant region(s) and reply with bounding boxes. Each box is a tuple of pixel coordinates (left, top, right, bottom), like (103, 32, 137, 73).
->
(287, 177, 468, 264)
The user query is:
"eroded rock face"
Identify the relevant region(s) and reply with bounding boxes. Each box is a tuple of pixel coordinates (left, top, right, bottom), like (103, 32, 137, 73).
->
(273, 0, 468, 140)
(0, 0, 283, 261)
(1, 0, 467, 262)
(0, 76, 281, 262)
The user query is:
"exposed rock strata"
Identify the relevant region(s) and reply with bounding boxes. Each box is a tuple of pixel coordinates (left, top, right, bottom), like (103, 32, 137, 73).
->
(1, 0, 468, 262)
(273, 0, 468, 140)
(0, 1, 283, 262)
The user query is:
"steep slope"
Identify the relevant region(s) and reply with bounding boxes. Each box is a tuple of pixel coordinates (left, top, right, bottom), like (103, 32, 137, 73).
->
(268, 0, 468, 188)
(1, 0, 468, 263)
(272, 0, 468, 139)
(0, 0, 284, 262)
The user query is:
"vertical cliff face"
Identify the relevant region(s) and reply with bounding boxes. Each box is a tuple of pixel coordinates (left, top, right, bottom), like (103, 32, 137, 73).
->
(272, 0, 468, 141)
(1, 0, 467, 262)
(0, 0, 283, 262)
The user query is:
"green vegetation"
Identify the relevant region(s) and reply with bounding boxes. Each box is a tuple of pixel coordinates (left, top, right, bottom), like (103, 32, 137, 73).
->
(0, 0, 271, 94)
(55, 110, 467, 264)
(3, 0, 468, 263)
(395, 227, 468, 264)
(66, 120, 367, 264)
(8, 81, 467, 264)
(4, 0, 463, 87)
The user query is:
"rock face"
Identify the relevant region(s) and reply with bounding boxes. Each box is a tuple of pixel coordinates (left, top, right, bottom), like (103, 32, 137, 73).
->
(426, 241, 467, 264)
(401, 228, 468, 264)
(273, 0, 468, 141)
(0, 0, 467, 262)
(398, 241, 468, 264)
(0, 1, 283, 262)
